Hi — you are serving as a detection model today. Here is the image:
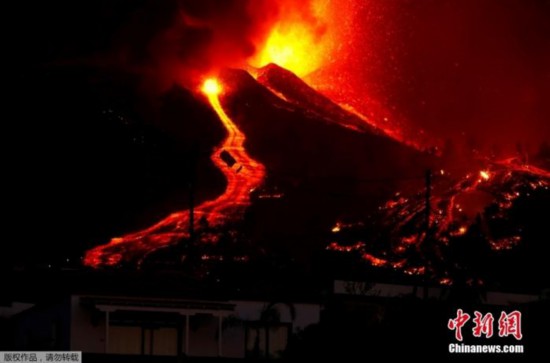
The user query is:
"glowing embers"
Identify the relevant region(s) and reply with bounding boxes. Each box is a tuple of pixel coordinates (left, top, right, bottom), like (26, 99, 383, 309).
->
(326, 158, 550, 284)
(450, 225, 468, 237)
(330, 221, 364, 233)
(489, 236, 521, 251)
(248, 1, 433, 152)
(83, 78, 266, 268)
(326, 240, 408, 270)
(338, 103, 428, 152)
(252, 63, 430, 153)
(327, 241, 365, 252)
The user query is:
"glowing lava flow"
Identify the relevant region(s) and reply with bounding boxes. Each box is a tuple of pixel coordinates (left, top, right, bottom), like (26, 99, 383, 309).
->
(83, 79, 265, 267)
(198, 79, 266, 219)
(328, 157, 550, 283)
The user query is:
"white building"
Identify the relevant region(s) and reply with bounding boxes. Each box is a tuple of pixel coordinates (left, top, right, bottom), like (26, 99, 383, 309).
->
(9, 295, 321, 360)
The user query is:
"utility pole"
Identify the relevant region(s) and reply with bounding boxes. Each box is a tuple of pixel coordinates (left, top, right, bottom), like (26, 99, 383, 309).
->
(425, 169, 431, 234)
(188, 145, 197, 242)
(423, 169, 432, 300)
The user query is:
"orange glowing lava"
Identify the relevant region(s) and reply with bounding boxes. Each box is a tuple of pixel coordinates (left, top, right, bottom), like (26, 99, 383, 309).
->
(250, 0, 341, 77)
(248, 1, 432, 152)
(202, 78, 221, 95)
(353, 157, 549, 279)
(480, 170, 490, 181)
(83, 79, 265, 267)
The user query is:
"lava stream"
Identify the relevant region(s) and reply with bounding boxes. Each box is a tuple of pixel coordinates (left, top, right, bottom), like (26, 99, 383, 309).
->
(83, 79, 265, 267)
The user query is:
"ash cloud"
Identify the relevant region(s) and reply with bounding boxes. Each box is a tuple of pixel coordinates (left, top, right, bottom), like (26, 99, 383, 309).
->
(9, 0, 319, 91)
(112, 0, 318, 91)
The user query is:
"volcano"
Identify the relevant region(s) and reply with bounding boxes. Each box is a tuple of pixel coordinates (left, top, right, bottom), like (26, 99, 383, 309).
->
(5, 0, 547, 292)
(83, 64, 438, 268)
(77, 60, 550, 289)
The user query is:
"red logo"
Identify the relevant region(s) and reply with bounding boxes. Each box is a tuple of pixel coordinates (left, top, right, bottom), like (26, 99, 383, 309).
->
(472, 312, 494, 338)
(448, 309, 470, 341)
(448, 309, 522, 341)
(498, 311, 523, 340)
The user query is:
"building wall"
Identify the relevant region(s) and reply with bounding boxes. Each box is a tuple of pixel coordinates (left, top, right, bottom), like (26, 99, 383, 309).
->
(188, 314, 218, 357)
(334, 280, 539, 305)
(68, 296, 321, 358)
(109, 326, 141, 354)
(70, 296, 105, 353)
(151, 328, 178, 356)
(221, 324, 245, 358)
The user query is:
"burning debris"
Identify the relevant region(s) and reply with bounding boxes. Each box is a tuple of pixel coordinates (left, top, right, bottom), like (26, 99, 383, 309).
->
(327, 158, 550, 285)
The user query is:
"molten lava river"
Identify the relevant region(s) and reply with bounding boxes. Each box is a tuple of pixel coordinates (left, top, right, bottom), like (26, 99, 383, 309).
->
(84, 79, 265, 267)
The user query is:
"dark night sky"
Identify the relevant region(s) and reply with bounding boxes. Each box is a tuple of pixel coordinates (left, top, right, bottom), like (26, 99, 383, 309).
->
(4, 0, 550, 265)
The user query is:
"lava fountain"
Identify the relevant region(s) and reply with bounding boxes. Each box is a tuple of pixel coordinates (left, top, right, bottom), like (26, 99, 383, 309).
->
(83, 78, 265, 267)
(249, 0, 341, 78)
(247, 0, 430, 150)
